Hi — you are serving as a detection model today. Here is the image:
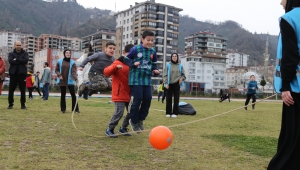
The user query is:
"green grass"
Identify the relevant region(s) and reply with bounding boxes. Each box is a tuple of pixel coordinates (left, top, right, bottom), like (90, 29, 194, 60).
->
(0, 95, 282, 169)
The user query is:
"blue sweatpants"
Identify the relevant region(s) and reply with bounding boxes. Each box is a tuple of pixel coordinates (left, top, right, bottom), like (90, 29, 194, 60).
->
(129, 85, 152, 124)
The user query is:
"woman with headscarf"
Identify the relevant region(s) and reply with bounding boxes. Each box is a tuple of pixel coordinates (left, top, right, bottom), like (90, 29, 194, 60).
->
(163, 53, 186, 118)
(268, 0, 300, 169)
(55, 49, 79, 113)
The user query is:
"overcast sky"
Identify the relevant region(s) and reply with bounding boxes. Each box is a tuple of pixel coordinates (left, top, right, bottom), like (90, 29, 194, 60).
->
(76, 0, 284, 35)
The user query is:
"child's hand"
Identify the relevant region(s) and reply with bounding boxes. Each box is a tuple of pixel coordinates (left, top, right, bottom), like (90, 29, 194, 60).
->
(179, 78, 182, 85)
(116, 65, 123, 70)
(134, 62, 140, 66)
(153, 70, 160, 75)
(252, 87, 255, 90)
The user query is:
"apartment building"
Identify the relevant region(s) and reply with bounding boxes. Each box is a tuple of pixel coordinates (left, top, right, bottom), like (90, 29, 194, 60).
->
(34, 48, 83, 85)
(226, 66, 249, 88)
(115, 0, 182, 84)
(0, 30, 30, 60)
(81, 29, 116, 53)
(24, 34, 81, 66)
(226, 50, 249, 68)
(185, 31, 227, 57)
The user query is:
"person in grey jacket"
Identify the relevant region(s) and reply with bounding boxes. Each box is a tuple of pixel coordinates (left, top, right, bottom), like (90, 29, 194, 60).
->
(40, 62, 51, 100)
(78, 42, 116, 96)
(163, 53, 186, 118)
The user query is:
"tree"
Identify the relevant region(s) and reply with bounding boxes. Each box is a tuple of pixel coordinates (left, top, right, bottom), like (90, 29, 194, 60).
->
(260, 78, 266, 91)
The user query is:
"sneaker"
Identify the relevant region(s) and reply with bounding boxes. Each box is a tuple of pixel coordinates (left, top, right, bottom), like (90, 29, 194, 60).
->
(7, 105, 13, 109)
(105, 128, 118, 138)
(21, 106, 27, 110)
(138, 121, 144, 130)
(171, 115, 178, 118)
(75, 110, 80, 113)
(252, 105, 255, 110)
(83, 93, 88, 100)
(61, 110, 66, 113)
(166, 114, 171, 118)
(244, 106, 247, 110)
(129, 119, 141, 133)
(40, 96, 44, 99)
(118, 127, 132, 136)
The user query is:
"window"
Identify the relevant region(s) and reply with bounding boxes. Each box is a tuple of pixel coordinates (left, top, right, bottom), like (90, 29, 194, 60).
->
(208, 38, 214, 42)
(131, 18, 133, 22)
(123, 27, 125, 31)
(141, 13, 147, 19)
(141, 22, 147, 27)
(123, 35, 125, 39)
(124, 13, 126, 17)
(149, 22, 156, 28)
(126, 34, 128, 38)
(208, 43, 214, 47)
(149, 13, 156, 19)
(130, 33, 132, 37)
(107, 35, 111, 39)
(135, 23, 139, 29)
(127, 19, 129, 23)
(127, 26, 129, 31)
(135, 15, 139, 21)
(124, 20, 126, 24)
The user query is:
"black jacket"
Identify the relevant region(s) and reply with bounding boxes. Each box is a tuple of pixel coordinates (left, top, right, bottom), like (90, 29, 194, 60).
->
(8, 49, 29, 75)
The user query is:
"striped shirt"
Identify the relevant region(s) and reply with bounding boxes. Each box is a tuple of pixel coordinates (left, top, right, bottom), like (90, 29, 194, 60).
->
(125, 44, 158, 86)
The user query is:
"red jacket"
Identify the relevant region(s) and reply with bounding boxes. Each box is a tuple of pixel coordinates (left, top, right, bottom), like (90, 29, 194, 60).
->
(0, 57, 5, 80)
(104, 60, 130, 102)
(26, 75, 34, 88)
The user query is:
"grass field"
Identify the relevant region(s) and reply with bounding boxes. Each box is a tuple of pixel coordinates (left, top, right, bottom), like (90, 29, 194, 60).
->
(0, 95, 282, 170)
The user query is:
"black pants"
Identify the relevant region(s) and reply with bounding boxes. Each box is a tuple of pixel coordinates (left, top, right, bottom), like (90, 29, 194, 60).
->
(34, 86, 42, 96)
(244, 93, 256, 107)
(27, 87, 34, 98)
(162, 90, 167, 103)
(267, 92, 300, 170)
(166, 83, 180, 115)
(60, 86, 79, 112)
(8, 74, 26, 107)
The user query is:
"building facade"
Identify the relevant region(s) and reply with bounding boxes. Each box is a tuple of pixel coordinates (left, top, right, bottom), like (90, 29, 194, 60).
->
(34, 48, 83, 85)
(226, 51, 249, 68)
(226, 66, 249, 88)
(81, 29, 116, 53)
(115, 0, 182, 84)
(24, 34, 81, 66)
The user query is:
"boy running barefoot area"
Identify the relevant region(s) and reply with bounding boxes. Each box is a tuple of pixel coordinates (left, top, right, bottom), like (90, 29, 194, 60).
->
(244, 75, 259, 110)
(124, 30, 160, 132)
(103, 44, 134, 138)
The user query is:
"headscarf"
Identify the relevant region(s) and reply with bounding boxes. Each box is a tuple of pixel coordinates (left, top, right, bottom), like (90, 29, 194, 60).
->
(63, 49, 71, 62)
(285, 0, 300, 13)
(170, 53, 179, 64)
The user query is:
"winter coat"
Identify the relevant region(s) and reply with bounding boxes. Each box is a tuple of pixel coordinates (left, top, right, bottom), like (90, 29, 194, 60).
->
(0, 57, 5, 80)
(26, 75, 34, 88)
(104, 60, 130, 102)
(8, 49, 29, 75)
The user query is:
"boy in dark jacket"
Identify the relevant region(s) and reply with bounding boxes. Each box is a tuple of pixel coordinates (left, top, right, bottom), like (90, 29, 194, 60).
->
(244, 75, 259, 110)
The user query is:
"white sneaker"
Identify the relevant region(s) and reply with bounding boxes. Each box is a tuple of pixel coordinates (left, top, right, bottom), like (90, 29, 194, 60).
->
(171, 115, 178, 118)
(166, 114, 171, 118)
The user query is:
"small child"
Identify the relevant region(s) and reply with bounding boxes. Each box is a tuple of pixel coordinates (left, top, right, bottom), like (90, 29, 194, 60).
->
(244, 75, 259, 110)
(104, 44, 134, 138)
(26, 71, 34, 100)
(124, 30, 160, 132)
(157, 80, 164, 102)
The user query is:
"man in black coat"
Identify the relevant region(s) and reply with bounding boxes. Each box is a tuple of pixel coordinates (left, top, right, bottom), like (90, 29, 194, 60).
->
(7, 41, 29, 110)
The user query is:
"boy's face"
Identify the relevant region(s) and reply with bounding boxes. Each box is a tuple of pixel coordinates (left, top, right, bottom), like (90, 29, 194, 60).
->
(105, 45, 116, 57)
(250, 76, 255, 81)
(141, 36, 154, 48)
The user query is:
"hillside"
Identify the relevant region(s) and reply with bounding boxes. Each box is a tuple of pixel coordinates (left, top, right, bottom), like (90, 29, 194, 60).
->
(0, 0, 277, 66)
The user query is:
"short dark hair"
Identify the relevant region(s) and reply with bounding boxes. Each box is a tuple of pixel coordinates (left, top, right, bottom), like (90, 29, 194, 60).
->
(142, 30, 155, 39)
(124, 44, 134, 53)
(106, 41, 116, 48)
(36, 71, 40, 73)
(250, 75, 255, 78)
(44, 62, 49, 67)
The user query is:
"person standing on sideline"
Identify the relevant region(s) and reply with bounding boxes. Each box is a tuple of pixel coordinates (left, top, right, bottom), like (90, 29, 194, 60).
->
(78, 42, 116, 96)
(26, 71, 34, 100)
(55, 49, 79, 113)
(7, 41, 29, 110)
(104, 44, 134, 138)
(40, 62, 50, 101)
(244, 75, 259, 110)
(124, 30, 160, 132)
(33, 71, 42, 97)
(268, 0, 300, 169)
(157, 80, 164, 102)
(0, 56, 5, 95)
(163, 53, 186, 118)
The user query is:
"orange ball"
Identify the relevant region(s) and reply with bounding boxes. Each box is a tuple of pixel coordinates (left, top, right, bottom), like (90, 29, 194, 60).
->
(149, 126, 173, 150)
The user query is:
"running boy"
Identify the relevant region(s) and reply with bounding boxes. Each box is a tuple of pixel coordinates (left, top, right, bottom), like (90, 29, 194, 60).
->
(124, 30, 160, 132)
(244, 75, 259, 110)
(104, 44, 134, 138)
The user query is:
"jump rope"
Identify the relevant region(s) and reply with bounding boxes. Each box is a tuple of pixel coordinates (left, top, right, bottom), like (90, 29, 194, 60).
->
(71, 84, 278, 138)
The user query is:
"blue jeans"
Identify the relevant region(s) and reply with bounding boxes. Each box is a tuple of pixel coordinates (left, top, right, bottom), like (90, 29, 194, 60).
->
(43, 83, 49, 100)
(129, 85, 152, 124)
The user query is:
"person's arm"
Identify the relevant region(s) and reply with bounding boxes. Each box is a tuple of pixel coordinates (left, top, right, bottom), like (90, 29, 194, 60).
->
(8, 53, 19, 65)
(17, 52, 29, 64)
(247, 82, 251, 91)
(55, 63, 61, 78)
(104, 62, 117, 77)
(180, 66, 186, 81)
(80, 53, 99, 68)
(280, 19, 300, 91)
(163, 66, 168, 86)
(71, 63, 78, 81)
(151, 51, 158, 71)
(124, 47, 137, 67)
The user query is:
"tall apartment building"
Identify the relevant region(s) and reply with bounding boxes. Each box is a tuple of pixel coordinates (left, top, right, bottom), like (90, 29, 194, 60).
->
(81, 29, 116, 53)
(115, 0, 182, 84)
(0, 30, 30, 60)
(24, 34, 81, 66)
(185, 31, 228, 57)
(226, 50, 249, 68)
